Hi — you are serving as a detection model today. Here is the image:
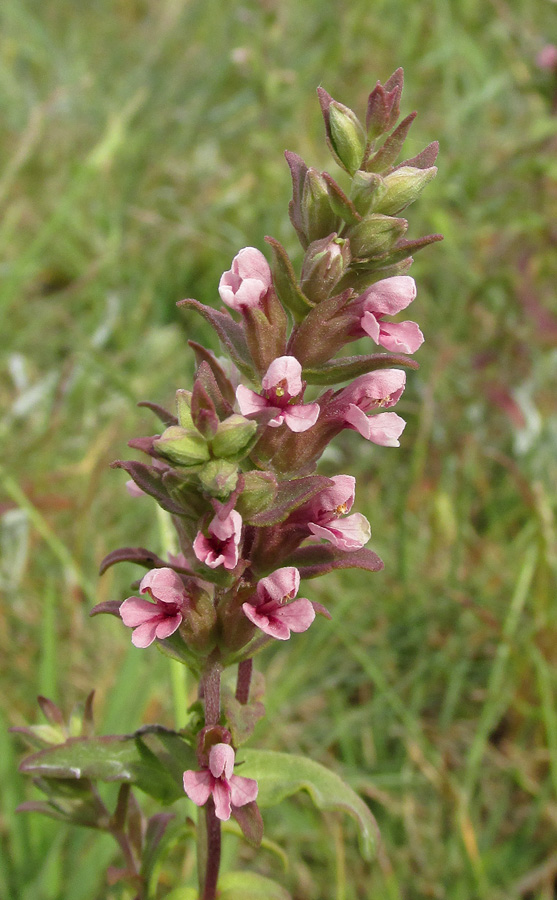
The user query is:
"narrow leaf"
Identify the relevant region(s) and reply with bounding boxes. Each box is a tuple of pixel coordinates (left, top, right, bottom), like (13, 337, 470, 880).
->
(366, 112, 417, 173)
(137, 401, 178, 426)
(303, 353, 418, 385)
(111, 461, 187, 516)
(188, 341, 236, 406)
(283, 545, 384, 578)
(265, 236, 314, 322)
(177, 299, 254, 376)
(98, 546, 168, 576)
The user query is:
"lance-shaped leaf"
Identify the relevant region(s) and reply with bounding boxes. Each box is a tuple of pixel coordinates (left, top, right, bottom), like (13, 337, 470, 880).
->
(303, 353, 418, 385)
(287, 288, 355, 366)
(366, 112, 417, 174)
(282, 544, 384, 579)
(194, 359, 234, 420)
(188, 341, 237, 406)
(177, 299, 255, 377)
(248, 475, 334, 526)
(265, 236, 314, 322)
(322, 172, 362, 225)
(111, 460, 187, 515)
(241, 749, 379, 860)
(396, 140, 439, 171)
(230, 802, 264, 848)
(140, 813, 177, 883)
(375, 232, 443, 266)
(19, 727, 196, 805)
(98, 546, 169, 576)
(136, 401, 178, 427)
(191, 377, 219, 440)
(285, 150, 309, 248)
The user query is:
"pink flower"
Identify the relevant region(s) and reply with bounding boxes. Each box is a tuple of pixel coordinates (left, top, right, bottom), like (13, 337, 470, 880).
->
(242, 567, 319, 640)
(355, 276, 423, 354)
(119, 567, 189, 648)
(183, 743, 258, 821)
(537, 44, 557, 71)
(236, 356, 319, 432)
(306, 475, 371, 551)
(218, 247, 272, 311)
(193, 506, 242, 570)
(331, 370, 407, 447)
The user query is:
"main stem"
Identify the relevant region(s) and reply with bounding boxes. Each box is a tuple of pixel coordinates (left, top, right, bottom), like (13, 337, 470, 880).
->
(200, 654, 222, 900)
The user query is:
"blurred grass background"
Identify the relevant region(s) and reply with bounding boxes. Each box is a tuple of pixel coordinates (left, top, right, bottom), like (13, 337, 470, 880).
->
(1, 0, 556, 897)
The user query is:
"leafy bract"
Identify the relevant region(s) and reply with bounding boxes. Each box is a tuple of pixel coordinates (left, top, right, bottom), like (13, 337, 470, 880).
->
(283, 544, 384, 579)
(303, 352, 418, 385)
(241, 749, 378, 860)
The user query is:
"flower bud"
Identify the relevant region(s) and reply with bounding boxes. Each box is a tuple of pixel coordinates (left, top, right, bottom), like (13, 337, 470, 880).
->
(328, 101, 367, 174)
(211, 414, 257, 461)
(347, 214, 407, 259)
(300, 234, 351, 304)
(198, 459, 239, 499)
(235, 471, 278, 520)
(350, 171, 387, 216)
(154, 425, 210, 467)
(301, 168, 339, 244)
(374, 166, 437, 216)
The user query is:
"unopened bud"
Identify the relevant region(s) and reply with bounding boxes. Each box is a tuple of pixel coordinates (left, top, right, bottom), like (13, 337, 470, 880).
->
(198, 459, 239, 499)
(328, 101, 367, 175)
(154, 425, 210, 467)
(350, 171, 387, 216)
(211, 414, 257, 461)
(176, 389, 194, 429)
(347, 214, 407, 259)
(300, 235, 351, 304)
(302, 168, 339, 244)
(374, 166, 437, 216)
(236, 470, 278, 520)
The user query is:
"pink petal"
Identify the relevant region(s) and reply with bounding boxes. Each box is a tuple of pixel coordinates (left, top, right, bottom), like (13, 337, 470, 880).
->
(343, 403, 373, 438)
(212, 779, 232, 821)
(236, 385, 270, 417)
(366, 412, 406, 447)
(378, 321, 424, 354)
(256, 567, 300, 604)
(139, 567, 187, 605)
(342, 370, 406, 410)
(313, 475, 355, 516)
(229, 774, 259, 807)
(210, 509, 242, 543)
(183, 770, 214, 806)
(233, 247, 272, 285)
(209, 744, 235, 780)
(359, 310, 381, 343)
(242, 602, 291, 640)
(308, 512, 371, 551)
(125, 480, 145, 498)
(233, 277, 269, 308)
(130, 621, 160, 648)
(276, 598, 316, 633)
(283, 402, 320, 432)
(193, 532, 214, 566)
(119, 596, 156, 627)
(154, 613, 182, 640)
(360, 276, 417, 316)
(262, 356, 303, 396)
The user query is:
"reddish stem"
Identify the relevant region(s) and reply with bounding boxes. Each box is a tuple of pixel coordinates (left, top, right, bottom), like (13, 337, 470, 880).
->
(235, 658, 253, 704)
(201, 799, 221, 900)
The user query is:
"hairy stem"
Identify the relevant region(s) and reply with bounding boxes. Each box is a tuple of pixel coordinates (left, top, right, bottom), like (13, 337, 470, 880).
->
(235, 657, 253, 704)
(201, 799, 221, 900)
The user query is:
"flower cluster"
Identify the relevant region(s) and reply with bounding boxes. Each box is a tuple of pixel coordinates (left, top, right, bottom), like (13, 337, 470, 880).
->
(96, 71, 439, 846)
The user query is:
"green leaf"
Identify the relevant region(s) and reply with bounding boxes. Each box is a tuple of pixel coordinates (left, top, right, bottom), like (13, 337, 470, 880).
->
(303, 353, 418, 385)
(19, 727, 196, 805)
(248, 475, 334, 526)
(218, 871, 292, 900)
(241, 749, 378, 860)
(283, 544, 383, 579)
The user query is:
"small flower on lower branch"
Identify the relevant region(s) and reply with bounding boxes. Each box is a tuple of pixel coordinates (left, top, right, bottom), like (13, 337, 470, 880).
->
(119, 567, 189, 648)
(237, 356, 319, 432)
(242, 566, 329, 640)
(183, 743, 258, 821)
